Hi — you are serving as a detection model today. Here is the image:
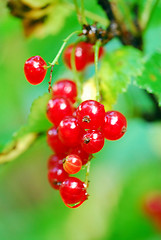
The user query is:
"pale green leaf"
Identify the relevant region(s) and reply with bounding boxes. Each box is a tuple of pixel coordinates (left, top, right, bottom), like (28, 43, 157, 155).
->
(99, 46, 143, 109)
(134, 52, 161, 105)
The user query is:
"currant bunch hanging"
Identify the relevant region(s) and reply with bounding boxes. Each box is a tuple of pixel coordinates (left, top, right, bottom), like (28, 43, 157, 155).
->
(24, 32, 127, 208)
(45, 79, 127, 208)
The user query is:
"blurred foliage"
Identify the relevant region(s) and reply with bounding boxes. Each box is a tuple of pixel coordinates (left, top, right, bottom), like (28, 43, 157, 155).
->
(0, 0, 161, 239)
(7, 0, 71, 37)
(99, 47, 143, 109)
(135, 52, 161, 105)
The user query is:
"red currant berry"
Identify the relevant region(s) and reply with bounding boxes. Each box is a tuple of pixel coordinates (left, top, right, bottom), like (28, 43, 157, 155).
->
(63, 42, 89, 71)
(46, 97, 74, 126)
(102, 111, 127, 140)
(63, 154, 82, 174)
(48, 154, 65, 169)
(76, 100, 105, 130)
(85, 42, 104, 63)
(68, 145, 92, 165)
(24, 56, 47, 85)
(52, 79, 77, 104)
(48, 164, 69, 190)
(47, 127, 69, 154)
(81, 130, 105, 154)
(144, 193, 161, 218)
(59, 177, 88, 204)
(58, 116, 82, 147)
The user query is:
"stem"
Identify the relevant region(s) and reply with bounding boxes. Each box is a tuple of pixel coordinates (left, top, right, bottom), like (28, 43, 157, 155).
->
(85, 161, 91, 188)
(71, 43, 82, 104)
(81, 0, 87, 24)
(94, 41, 101, 102)
(83, 9, 109, 26)
(73, 0, 81, 24)
(139, 0, 159, 31)
(48, 65, 53, 92)
(50, 30, 82, 66)
(67, 2, 108, 26)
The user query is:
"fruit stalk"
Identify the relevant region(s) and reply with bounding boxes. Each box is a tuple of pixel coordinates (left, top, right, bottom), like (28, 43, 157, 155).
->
(94, 40, 101, 102)
(85, 161, 91, 188)
(50, 30, 83, 67)
(81, 0, 87, 24)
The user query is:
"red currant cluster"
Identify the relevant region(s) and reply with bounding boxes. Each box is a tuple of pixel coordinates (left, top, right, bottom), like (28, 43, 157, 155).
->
(45, 79, 127, 208)
(24, 40, 127, 208)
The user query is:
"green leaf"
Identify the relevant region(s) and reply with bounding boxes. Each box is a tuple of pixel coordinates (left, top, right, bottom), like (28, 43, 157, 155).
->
(0, 133, 37, 164)
(134, 52, 161, 105)
(99, 46, 143, 109)
(0, 93, 51, 163)
(16, 93, 51, 138)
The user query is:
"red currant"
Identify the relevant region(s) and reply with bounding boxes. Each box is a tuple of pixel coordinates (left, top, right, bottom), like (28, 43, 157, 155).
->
(81, 130, 105, 154)
(102, 111, 127, 140)
(48, 164, 69, 190)
(63, 42, 89, 71)
(144, 193, 161, 219)
(59, 177, 88, 204)
(58, 116, 82, 147)
(63, 154, 82, 174)
(85, 42, 104, 63)
(68, 145, 92, 165)
(143, 193, 161, 230)
(76, 100, 105, 130)
(46, 97, 74, 126)
(52, 79, 77, 104)
(48, 154, 65, 169)
(24, 56, 47, 85)
(47, 127, 69, 154)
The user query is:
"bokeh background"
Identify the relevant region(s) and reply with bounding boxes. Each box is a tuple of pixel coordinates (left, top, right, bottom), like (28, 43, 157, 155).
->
(0, 1, 161, 239)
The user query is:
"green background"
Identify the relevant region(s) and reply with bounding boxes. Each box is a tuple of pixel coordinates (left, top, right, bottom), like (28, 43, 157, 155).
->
(0, 1, 161, 239)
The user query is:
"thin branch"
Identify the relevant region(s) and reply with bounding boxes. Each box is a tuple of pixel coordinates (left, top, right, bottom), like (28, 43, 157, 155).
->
(117, 0, 138, 35)
(98, 0, 116, 21)
(98, 0, 143, 49)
